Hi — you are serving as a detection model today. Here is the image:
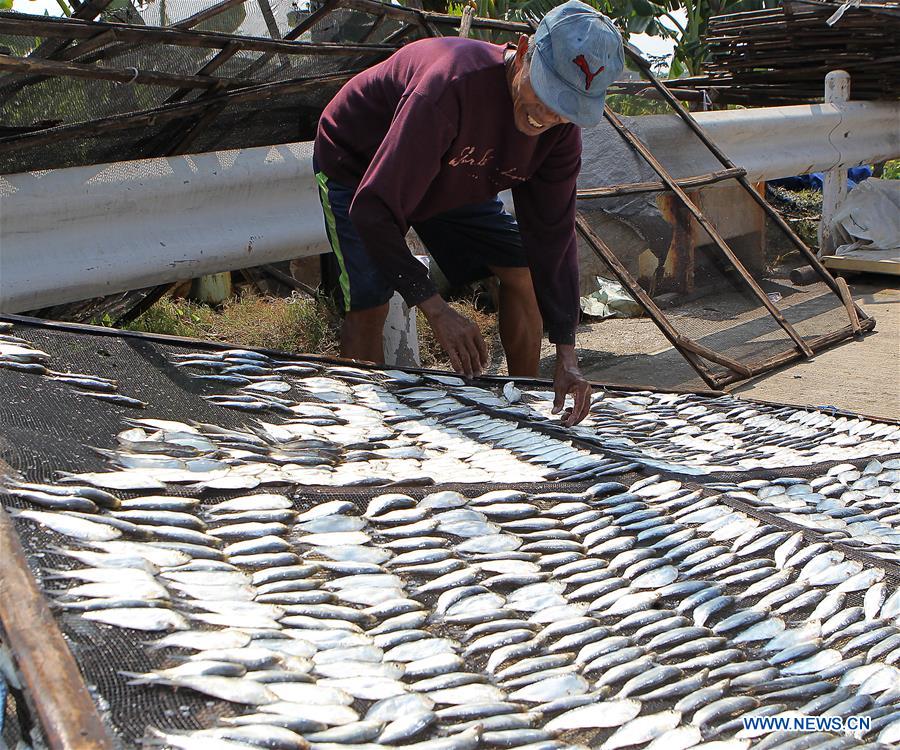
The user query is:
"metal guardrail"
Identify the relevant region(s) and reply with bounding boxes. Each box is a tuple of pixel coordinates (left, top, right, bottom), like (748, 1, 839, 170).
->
(1, 100, 897, 313)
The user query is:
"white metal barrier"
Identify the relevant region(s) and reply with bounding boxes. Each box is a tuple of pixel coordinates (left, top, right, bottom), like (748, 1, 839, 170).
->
(1, 99, 897, 313)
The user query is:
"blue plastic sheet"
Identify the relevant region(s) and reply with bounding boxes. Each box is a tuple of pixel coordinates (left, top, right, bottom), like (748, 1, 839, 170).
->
(769, 166, 873, 191)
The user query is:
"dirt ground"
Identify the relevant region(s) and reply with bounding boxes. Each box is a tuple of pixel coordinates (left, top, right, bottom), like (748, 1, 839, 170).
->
(524, 275, 899, 421)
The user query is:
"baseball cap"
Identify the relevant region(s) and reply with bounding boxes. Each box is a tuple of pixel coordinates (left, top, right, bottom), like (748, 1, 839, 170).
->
(528, 0, 625, 128)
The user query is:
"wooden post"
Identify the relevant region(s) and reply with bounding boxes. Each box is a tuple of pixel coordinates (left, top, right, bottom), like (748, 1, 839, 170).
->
(458, 3, 475, 38)
(190, 271, 233, 305)
(818, 70, 851, 257)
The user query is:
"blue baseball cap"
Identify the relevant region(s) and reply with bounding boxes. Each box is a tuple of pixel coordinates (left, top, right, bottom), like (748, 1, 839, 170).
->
(528, 0, 625, 128)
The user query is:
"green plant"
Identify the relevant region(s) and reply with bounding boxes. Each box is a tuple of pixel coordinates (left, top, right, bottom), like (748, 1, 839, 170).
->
(882, 160, 899, 181)
(425, 0, 779, 77)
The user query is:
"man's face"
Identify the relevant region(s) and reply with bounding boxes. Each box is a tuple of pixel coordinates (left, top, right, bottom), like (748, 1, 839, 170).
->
(509, 39, 569, 136)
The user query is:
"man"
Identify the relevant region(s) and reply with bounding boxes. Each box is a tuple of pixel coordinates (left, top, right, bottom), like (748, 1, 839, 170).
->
(314, 0, 624, 426)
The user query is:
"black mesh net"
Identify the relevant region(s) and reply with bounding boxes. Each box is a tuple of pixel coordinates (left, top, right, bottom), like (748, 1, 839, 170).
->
(0, 1, 423, 173)
(0, 318, 899, 749)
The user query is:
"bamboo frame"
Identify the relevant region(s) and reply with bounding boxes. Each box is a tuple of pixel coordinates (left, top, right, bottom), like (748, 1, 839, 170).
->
(570, 30, 872, 386)
(0, 72, 356, 156)
(0, 12, 395, 56)
(625, 48, 872, 326)
(601, 104, 816, 359)
(575, 212, 721, 388)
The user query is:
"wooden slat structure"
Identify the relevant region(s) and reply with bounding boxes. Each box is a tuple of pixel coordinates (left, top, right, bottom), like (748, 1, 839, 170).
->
(571, 39, 874, 388)
(670, 0, 900, 105)
(823, 249, 900, 276)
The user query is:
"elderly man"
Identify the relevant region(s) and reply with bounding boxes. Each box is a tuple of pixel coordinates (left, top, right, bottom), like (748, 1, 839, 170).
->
(314, 0, 624, 425)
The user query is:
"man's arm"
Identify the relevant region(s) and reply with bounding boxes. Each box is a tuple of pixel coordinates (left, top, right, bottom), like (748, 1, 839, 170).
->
(348, 92, 454, 309)
(348, 94, 490, 376)
(512, 125, 590, 425)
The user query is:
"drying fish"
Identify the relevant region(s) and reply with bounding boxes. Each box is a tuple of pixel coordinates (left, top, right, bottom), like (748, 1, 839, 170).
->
(83, 608, 188, 631)
(601, 710, 681, 750)
(8, 508, 121, 541)
(545, 699, 641, 730)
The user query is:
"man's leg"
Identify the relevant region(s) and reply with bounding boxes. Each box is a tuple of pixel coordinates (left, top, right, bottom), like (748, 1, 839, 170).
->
(489, 264, 542, 377)
(314, 166, 393, 364)
(341, 305, 389, 363)
(414, 197, 543, 378)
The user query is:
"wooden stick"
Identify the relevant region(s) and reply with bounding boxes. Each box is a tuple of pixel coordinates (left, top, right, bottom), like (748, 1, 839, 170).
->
(164, 41, 242, 104)
(603, 103, 816, 359)
(577, 167, 745, 199)
(575, 212, 721, 389)
(835, 276, 863, 335)
(0, 52, 236, 90)
(261, 264, 320, 299)
(674, 334, 753, 377)
(0, 505, 115, 749)
(285, 0, 341, 40)
(175, 0, 249, 29)
(256, 0, 283, 41)
(359, 12, 389, 43)
(111, 283, 176, 326)
(167, 95, 228, 155)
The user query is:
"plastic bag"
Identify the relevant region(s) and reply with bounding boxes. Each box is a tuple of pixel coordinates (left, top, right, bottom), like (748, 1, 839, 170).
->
(580, 276, 643, 319)
(832, 178, 900, 254)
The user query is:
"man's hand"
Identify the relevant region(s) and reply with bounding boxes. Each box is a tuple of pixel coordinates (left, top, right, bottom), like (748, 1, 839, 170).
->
(419, 294, 489, 378)
(552, 344, 591, 427)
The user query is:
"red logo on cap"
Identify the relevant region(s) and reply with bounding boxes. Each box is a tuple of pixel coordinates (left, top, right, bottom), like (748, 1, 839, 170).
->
(572, 55, 605, 91)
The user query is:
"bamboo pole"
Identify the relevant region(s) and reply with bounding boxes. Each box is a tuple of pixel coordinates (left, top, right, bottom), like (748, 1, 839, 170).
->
(577, 167, 745, 199)
(0, 506, 115, 749)
(0, 52, 236, 90)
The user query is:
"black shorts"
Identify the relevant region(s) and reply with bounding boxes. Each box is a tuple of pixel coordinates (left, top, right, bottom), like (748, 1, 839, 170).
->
(315, 168, 527, 312)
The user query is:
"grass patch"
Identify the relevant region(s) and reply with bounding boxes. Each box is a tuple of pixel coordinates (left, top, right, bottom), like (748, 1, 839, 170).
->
(766, 186, 823, 265)
(122, 290, 500, 369)
(417, 296, 500, 371)
(123, 291, 341, 356)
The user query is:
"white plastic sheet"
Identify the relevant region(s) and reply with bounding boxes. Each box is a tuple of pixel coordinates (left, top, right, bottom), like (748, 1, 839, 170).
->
(833, 178, 900, 255)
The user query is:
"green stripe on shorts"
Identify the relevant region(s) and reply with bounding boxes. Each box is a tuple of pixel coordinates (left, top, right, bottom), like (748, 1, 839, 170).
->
(315, 170, 352, 313)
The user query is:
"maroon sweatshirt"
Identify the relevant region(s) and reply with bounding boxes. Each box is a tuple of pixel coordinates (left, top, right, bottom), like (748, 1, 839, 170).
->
(314, 36, 581, 345)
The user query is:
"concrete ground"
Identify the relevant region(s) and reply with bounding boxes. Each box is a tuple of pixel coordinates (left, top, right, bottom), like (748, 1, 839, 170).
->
(534, 276, 899, 421)
(733, 279, 899, 420)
